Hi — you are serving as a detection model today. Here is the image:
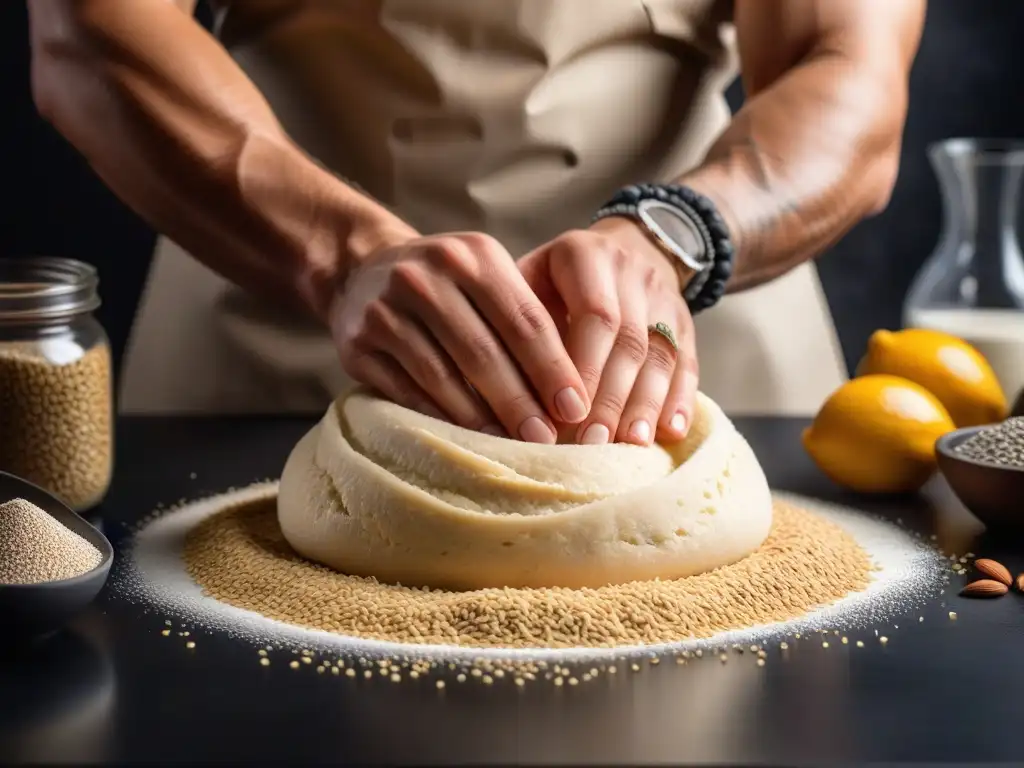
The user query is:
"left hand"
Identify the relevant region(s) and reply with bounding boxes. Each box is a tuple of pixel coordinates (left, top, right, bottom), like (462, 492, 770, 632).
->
(519, 218, 699, 446)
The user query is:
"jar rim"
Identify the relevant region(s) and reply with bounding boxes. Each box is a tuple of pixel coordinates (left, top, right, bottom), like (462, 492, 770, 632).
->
(930, 138, 1024, 164)
(0, 257, 101, 322)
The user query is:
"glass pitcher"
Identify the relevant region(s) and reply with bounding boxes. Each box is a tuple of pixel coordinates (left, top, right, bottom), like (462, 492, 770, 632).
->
(903, 139, 1024, 400)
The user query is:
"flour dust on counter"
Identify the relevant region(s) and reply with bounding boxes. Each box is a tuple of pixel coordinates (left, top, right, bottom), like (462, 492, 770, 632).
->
(113, 484, 946, 663)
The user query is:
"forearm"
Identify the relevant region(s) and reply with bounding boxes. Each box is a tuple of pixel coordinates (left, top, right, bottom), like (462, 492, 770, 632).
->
(28, 0, 413, 320)
(681, 53, 906, 292)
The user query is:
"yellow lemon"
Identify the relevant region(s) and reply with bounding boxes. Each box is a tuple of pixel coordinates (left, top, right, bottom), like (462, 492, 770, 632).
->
(856, 328, 1007, 427)
(802, 375, 956, 494)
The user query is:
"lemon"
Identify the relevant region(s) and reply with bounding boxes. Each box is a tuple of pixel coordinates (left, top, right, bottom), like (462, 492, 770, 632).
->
(856, 328, 1007, 427)
(802, 375, 956, 494)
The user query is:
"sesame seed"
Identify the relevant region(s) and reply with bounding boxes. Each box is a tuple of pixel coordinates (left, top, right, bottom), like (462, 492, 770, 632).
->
(185, 641, 196, 649)
(0, 498, 104, 584)
(0, 347, 112, 516)
(260, 658, 270, 667)
(179, 499, 874, 652)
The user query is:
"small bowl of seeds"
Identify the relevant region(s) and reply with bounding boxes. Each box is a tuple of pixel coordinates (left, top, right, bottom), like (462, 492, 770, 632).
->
(0, 470, 113, 643)
(936, 416, 1024, 531)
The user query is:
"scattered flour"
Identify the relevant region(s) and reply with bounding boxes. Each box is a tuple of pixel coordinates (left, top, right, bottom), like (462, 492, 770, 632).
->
(113, 483, 946, 662)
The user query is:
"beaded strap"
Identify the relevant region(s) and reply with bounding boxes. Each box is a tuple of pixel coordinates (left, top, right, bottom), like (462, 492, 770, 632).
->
(593, 183, 735, 314)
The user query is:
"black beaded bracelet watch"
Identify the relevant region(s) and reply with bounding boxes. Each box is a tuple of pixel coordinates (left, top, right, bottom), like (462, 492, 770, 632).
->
(592, 183, 735, 314)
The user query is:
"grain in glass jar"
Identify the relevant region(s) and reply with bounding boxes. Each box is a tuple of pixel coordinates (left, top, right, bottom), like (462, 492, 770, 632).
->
(0, 258, 113, 511)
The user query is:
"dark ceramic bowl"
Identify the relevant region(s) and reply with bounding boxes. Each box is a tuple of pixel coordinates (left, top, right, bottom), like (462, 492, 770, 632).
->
(0, 471, 113, 642)
(936, 426, 1024, 531)
(1012, 387, 1024, 418)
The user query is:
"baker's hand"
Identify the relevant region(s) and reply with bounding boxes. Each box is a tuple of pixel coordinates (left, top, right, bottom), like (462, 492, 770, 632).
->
(330, 232, 591, 443)
(519, 218, 698, 446)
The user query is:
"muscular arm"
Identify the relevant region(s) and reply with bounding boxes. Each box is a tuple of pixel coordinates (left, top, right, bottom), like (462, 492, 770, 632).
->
(680, 0, 925, 292)
(27, 0, 414, 320)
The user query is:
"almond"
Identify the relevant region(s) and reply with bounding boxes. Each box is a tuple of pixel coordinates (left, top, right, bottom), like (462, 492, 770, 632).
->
(974, 558, 1012, 587)
(1017, 573, 1024, 593)
(960, 579, 1009, 598)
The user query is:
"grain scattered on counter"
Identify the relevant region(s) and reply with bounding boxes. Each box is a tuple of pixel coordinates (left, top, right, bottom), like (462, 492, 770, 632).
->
(0, 497, 102, 584)
(180, 498, 873, 650)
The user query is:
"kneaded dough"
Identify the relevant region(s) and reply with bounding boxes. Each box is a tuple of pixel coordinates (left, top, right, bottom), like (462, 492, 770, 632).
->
(278, 389, 772, 590)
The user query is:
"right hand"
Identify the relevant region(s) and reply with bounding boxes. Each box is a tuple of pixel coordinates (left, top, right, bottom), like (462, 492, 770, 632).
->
(330, 232, 591, 443)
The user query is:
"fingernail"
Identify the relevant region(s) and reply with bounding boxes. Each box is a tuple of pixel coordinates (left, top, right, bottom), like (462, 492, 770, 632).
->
(628, 419, 651, 444)
(581, 423, 610, 445)
(555, 387, 588, 423)
(481, 424, 505, 437)
(518, 416, 556, 444)
(670, 412, 687, 433)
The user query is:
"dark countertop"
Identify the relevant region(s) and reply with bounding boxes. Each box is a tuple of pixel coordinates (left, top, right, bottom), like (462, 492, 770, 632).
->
(1, 416, 1019, 765)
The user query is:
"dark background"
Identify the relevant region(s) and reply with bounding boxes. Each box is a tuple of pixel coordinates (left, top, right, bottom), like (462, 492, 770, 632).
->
(4, 1, 1024, 383)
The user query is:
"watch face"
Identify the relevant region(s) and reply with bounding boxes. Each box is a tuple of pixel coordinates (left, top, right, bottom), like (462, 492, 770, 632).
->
(637, 200, 709, 271)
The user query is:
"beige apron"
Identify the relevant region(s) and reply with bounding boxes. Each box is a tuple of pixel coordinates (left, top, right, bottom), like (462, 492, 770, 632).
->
(119, 0, 848, 417)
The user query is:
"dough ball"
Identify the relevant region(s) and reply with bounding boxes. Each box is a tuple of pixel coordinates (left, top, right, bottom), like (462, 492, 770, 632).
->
(278, 389, 772, 590)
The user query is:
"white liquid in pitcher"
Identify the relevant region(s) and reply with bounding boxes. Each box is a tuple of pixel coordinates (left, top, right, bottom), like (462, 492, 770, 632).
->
(905, 308, 1024, 400)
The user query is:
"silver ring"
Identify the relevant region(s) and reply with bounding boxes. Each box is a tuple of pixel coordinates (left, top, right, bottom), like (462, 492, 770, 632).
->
(647, 322, 678, 351)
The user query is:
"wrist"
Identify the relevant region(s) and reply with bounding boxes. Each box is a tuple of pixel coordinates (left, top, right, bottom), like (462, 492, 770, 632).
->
(298, 196, 417, 323)
(589, 216, 693, 291)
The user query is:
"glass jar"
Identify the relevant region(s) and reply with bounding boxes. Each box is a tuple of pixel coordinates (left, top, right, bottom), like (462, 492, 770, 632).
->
(0, 257, 114, 511)
(903, 138, 1024, 400)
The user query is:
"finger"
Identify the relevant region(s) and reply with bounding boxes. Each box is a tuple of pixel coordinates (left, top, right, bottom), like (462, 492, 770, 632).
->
(574, 276, 649, 445)
(518, 251, 570, 339)
(365, 301, 498, 432)
(618, 303, 680, 446)
(390, 258, 558, 443)
(450, 235, 590, 425)
(547, 241, 621, 403)
(345, 349, 447, 421)
(656, 308, 699, 442)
